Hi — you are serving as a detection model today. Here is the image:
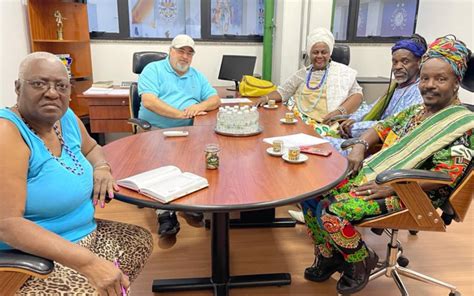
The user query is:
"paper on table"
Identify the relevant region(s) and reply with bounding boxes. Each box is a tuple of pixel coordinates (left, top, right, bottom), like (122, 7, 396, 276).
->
(83, 87, 129, 95)
(83, 87, 112, 95)
(220, 98, 252, 104)
(263, 133, 328, 147)
(108, 88, 130, 95)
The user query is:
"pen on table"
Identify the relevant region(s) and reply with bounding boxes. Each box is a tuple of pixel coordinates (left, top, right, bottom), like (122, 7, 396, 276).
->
(113, 258, 127, 296)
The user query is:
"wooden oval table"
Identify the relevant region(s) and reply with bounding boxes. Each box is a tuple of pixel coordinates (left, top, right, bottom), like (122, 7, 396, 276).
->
(103, 105, 348, 296)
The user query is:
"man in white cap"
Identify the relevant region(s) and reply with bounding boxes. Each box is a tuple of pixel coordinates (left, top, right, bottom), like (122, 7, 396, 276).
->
(138, 34, 220, 236)
(138, 34, 220, 128)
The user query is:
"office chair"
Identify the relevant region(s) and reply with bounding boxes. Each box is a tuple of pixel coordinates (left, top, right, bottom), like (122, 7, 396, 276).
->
(339, 62, 474, 296)
(342, 162, 473, 296)
(303, 43, 350, 67)
(128, 51, 168, 133)
(461, 55, 474, 91)
(0, 250, 54, 296)
(331, 44, 350, 66)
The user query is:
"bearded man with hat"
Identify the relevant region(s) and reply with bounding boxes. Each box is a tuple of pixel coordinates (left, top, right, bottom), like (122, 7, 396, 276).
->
(138, 34, 220, 237)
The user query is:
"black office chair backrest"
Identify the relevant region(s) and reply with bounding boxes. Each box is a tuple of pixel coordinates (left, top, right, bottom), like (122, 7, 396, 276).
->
(130, 51, 168, 119)
(461, 55, 474, 92)
(132, 51, 168, 74)
(303, 43, 350, 67)
(331, 44, 350, 66)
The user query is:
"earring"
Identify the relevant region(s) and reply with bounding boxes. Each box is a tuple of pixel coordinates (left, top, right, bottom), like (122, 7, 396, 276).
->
(68, 98, 72, 101)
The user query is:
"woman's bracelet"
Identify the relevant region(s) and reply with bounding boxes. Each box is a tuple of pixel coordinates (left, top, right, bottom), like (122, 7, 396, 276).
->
(353, 139, 369, 151)
(93, 161, 111, 172)
(336, 106, 347, 115)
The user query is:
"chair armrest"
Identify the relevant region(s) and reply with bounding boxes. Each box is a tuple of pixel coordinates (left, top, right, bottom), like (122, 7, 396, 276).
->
(375, 169, 452, 185)
(127, 118, 152, 131)
(362, 169, 452, 231)
(0, 250, 54, 276)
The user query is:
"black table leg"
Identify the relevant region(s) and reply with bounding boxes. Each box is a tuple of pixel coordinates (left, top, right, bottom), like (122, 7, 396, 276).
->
(152, 212, 291, 296)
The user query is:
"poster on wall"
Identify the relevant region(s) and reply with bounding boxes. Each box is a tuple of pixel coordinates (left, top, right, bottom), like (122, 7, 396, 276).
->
(211, 0, 264, 36)
(129, 0, 201, 38)
(356, 0, 417, 38)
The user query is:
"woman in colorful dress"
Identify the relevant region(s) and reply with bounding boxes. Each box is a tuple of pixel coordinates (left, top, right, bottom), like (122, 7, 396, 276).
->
(256, 27, 363, 131)
(301, 35, 473, 294)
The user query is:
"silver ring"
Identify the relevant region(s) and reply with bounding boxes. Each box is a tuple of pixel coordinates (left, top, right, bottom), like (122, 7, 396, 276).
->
(367, 189, 372, 195)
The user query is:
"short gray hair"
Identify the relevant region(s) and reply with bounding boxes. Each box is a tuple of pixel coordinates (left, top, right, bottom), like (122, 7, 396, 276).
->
(18, 52, 65, 79)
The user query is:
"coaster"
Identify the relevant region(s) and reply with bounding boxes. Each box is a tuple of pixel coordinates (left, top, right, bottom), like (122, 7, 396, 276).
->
(263, 104, 278, 109)
(282, 153, 308, 164)
(266, 147, 286, 156)
(280, 118, 298, 124)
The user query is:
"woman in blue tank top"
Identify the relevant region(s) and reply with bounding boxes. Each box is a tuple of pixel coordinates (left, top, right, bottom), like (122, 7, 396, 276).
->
(0, 52, 153, 294)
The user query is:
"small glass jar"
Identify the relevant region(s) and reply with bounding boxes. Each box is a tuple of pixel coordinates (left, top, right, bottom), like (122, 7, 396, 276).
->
(272, 140, 283, 153)
(205, 144, 220, 169)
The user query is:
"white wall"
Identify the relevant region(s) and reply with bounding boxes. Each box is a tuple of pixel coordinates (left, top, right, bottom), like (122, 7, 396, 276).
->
(1, 0, 473, 109)
(90, 41, 262, 86)
(1, 0, 30, 108)
(272, 0, 304, 85)
(416, 0, 473, 103)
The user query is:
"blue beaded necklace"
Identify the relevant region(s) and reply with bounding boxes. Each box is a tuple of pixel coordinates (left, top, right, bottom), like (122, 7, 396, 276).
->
(305, 64, 329, 90)
(299, 65, 330, 113)
(15, 107, 84, 176)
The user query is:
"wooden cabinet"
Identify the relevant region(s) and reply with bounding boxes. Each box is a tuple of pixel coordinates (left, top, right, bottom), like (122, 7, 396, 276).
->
(78, 87, 236, 133)
(78, 93, 132, 133)
(27, 0, 92, 117)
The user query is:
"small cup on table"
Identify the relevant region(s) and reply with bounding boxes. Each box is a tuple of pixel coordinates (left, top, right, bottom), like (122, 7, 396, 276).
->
(272, 140, 283, 153)
(285, 112, 295, 123)
(287, 146, 300, 161)
(267, 99, 276, 108)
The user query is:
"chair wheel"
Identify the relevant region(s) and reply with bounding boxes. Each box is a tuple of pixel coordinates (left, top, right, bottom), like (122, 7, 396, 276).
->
(449, 292, 461, 296)
(409, 230, 418, 235)
(397, 255, 409, 267)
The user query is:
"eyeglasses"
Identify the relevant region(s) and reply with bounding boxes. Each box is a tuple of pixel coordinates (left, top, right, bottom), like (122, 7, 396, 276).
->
(20, 79, 71, 94)
(173, 47, 195, 57)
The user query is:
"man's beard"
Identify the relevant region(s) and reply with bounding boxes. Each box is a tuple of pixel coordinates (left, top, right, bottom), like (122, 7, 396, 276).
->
(393, 72, 408, 84)
(175, 62, 189, 73)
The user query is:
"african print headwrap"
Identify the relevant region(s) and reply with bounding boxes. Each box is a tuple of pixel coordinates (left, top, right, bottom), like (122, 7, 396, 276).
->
(391, 39, 426, 58)
(421, 35, 471, 81)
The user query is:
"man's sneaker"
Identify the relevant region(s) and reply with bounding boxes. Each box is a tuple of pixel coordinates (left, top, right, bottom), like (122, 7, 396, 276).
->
(158, 211, 180, 236)
(288, 210, 305, 224)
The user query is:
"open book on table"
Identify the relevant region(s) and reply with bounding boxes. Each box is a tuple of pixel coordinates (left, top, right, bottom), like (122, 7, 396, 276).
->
(117, 166, 208, 203)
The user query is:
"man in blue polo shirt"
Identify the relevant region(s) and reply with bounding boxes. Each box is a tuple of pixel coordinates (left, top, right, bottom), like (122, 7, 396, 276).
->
(138, 34, 220, 236)
(138, 34, 220, 127)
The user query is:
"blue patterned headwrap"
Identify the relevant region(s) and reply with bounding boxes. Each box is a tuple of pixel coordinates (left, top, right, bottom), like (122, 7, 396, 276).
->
(392, 39, 426, 58)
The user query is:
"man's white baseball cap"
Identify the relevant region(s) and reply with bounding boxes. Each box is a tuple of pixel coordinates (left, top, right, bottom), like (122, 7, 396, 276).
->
(171, 34, 195, 52)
